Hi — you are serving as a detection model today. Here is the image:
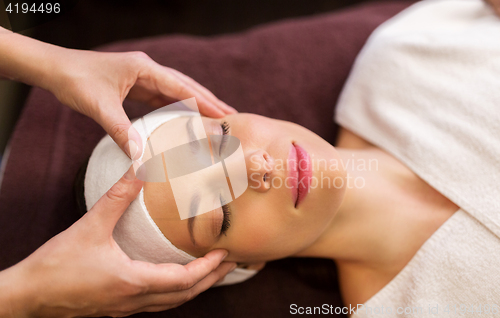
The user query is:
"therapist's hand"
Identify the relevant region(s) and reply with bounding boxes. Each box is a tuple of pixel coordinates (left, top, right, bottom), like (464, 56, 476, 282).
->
(46, 49, 236, 160)
(0, 166, 236, 317)
(0, 28, 236, 159)
(0, 27, 236, 159)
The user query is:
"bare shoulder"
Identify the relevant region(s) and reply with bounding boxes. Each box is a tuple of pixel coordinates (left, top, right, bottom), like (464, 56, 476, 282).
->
(335, 127, 375, 149)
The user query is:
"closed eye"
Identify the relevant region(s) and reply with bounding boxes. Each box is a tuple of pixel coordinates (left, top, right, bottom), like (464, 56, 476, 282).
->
(221, 121, 230, 135)
(218, 121, 230, 156)
(218, 121, 232, 236)
(219, 194, 231, 236)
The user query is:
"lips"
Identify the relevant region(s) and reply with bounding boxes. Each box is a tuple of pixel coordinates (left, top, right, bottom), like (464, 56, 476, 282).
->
(287, 143, 312, 207)
(288, 145, 298, 205)
(295, 144, 312, 207)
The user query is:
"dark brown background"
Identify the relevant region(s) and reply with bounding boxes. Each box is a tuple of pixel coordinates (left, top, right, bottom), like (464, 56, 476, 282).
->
(34, 0, 385, 49)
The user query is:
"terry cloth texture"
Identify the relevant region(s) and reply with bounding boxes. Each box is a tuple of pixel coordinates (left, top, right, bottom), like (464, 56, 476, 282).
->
(335, 1, 500, 316)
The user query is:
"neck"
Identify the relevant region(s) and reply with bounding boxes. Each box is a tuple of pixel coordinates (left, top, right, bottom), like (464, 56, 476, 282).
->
(293, 147, 390, 264)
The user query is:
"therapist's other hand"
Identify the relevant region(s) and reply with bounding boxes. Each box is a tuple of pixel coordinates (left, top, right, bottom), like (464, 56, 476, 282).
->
(2, 166, 236, 317)
(47, 49, 236, 159)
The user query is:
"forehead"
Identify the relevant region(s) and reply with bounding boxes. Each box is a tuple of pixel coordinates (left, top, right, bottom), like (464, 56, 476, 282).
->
(141, 115, 205, 163)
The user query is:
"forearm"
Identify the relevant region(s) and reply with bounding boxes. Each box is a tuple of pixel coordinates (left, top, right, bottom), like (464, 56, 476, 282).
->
(0, 26, 64, 90)
(0, 263, 36, 318)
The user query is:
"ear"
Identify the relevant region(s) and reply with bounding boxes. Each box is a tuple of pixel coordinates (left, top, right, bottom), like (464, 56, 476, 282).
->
(237, 262, 266, 271)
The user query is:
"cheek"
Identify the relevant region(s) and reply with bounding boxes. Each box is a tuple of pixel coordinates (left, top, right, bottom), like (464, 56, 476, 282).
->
(234, 223, 273, 251)
(231, 222, 316, 262)
(229, 114, 276, 147)
(231, 203, 277, 244)
(227, 199, 312, 260)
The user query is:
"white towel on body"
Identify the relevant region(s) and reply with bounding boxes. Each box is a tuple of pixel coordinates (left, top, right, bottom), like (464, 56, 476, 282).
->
(335, 0, 500, 316)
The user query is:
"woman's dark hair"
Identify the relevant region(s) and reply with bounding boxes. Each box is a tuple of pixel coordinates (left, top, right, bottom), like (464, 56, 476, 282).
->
(73, 157, 90, 217)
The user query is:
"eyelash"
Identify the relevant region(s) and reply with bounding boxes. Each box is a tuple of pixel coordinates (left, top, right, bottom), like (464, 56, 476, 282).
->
(221, 204, 231, 236)
(217, 121, 231, 236)
(221, 121, 230, 135)
(219, 194, 232, 236)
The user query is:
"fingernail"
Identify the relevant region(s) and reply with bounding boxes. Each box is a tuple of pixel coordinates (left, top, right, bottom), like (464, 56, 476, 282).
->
(124, 166, 136, 180)
(127, 140, 139, 160)
(221, 250, 229, 261)
(216, 276, 225, 284)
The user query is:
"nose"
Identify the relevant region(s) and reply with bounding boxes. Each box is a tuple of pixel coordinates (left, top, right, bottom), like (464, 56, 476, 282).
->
(246, 149, 274, 192)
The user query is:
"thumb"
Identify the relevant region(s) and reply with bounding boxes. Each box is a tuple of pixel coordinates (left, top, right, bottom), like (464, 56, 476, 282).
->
(98, 102, 143, 160)
(90, 165, 144, 234)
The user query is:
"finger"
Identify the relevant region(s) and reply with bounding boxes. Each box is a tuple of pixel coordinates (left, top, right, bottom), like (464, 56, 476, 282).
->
(486, 0, 500, 15)
(146, 63, 227, 118)
(168, 68, 237, 115)
(90, 165, 143, 234)
(132, 249, 229, 293)
(97, 101, 143, 160)
(494, 0, 500, 15)
(163, 73, 226, 118)
(182, 261, 237, 295)
(180, 249, 231, 289)
(147, 95, 178, 109)
(135, 261, 237, 311)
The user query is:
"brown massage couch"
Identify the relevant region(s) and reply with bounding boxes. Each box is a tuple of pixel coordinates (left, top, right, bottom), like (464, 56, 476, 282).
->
(0, 2, 414, 317)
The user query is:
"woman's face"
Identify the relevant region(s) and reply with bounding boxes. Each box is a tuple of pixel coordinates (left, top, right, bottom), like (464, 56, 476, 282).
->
(144, 113, 346, 263)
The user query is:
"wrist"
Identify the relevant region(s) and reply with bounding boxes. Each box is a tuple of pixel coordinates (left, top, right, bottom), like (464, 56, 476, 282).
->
(0, 31, 66, 90)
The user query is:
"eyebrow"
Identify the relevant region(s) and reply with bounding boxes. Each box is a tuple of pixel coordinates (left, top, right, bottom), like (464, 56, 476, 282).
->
(187, 192, 200, 246)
